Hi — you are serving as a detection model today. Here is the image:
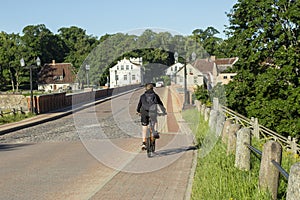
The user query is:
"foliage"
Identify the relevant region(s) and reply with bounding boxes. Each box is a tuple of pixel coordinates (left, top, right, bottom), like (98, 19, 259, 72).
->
(183, 109, 300, 200)
(182, 109, 271, 199)
(193, 85, 210, 105)
(0, 112, 35, 125)
(224, 0, 300, 137)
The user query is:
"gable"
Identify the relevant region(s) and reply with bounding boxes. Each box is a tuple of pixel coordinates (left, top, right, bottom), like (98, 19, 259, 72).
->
(38, 63, 76, 84)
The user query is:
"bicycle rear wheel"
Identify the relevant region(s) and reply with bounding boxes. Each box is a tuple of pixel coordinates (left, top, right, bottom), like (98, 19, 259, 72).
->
(146, 137, 152, 158)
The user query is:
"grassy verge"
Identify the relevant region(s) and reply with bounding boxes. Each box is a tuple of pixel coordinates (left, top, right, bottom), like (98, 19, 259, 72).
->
(182, 108, 300, 200)
(0, 113, 35, 125)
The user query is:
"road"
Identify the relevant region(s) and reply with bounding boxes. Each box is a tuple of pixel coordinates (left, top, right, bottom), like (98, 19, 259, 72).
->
(0, 87, 196, 200)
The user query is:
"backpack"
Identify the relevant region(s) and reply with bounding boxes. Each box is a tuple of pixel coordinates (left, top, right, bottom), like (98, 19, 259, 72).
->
(142, 92, 157, 111)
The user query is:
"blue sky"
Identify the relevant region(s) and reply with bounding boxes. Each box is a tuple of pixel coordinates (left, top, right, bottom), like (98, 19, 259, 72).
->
(0, 0, 237, 38)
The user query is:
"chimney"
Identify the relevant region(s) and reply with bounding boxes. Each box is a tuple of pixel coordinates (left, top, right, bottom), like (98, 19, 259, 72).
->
(52, 60, 55, 65)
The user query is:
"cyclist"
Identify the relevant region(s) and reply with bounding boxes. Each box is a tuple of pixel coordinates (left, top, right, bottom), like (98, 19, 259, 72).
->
(136, 83, 167, 150)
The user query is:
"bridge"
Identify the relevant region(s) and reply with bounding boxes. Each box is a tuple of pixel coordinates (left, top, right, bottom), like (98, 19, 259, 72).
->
(0, 86, 197, 200)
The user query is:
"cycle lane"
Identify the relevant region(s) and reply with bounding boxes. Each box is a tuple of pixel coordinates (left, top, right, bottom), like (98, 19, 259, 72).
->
(89, 86, 197, 200)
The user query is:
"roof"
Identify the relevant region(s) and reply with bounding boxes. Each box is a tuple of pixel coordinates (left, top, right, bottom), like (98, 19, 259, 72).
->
(215, 57, 238, 65)
(38, 62, 76, 84)
(191, 59, 215, 74)
(215, 57, 239, 72)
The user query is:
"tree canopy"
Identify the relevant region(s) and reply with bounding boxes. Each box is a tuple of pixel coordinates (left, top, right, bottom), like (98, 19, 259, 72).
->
(223, 0, 300, 137)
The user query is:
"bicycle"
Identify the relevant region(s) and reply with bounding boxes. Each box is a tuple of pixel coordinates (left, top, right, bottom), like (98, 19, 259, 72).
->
(146, 112, 166, 158)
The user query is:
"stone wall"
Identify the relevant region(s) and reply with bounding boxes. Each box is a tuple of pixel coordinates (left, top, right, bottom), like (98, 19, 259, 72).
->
(0, 95, 28, 111)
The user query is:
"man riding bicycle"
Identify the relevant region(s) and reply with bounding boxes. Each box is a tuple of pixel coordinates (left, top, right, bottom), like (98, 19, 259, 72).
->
(136, 83, 167, 150)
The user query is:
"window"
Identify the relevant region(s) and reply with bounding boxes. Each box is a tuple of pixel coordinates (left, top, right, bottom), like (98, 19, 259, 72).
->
(126, 65, 129, 70)
(124, 75, 127, 80)
(132, 74, 136, 80)
(131, 65, 133, 70)
(230, 76, 234, 79)
(121, 65, 124, 70)
(223, 76, 228, 79)
(194, 76, 198, 84)
(117, 66, 119, 70)
(175, 66, 177, 71)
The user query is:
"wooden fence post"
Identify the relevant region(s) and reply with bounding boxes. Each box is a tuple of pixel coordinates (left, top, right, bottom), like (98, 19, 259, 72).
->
(259, 141, 282, 200)
(286, 162, 300, 200)
(226, 124, 241, 155)
(235, 128, 251, 171)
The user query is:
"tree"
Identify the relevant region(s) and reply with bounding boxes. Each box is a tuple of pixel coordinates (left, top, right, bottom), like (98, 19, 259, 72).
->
(192, 27, 223, 56)
(0, 32, 26, 92)
(58, 26, 99, 85)
(225, 0, 300, 137)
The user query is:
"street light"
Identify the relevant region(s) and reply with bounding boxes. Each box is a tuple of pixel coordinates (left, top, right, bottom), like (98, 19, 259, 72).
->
(85, 64, 90, 88)
(174, 52, 188, 110)
(20, 57, 41, 113)
(115, 70, 118, 87)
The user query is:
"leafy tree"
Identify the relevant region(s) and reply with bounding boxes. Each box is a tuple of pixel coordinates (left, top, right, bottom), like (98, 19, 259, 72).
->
(224, 0, 300, 137)
(192, 27, 223, 56)
(58, 26, 99, 70)
(194, 85, 209, 105)
(0, 32, 26, 91)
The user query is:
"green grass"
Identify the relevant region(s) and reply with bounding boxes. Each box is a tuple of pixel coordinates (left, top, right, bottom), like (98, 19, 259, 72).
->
(182, 108, 300, 200)
(0, 112, 35, 125)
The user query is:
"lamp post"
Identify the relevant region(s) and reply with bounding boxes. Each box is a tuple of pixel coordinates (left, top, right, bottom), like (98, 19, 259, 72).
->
(20, 57, 41, 113)
(85, 64, 90, 88)
(107, 76, 110, 88)
(174, 52, 188, 110)
(115, 70, 118, 87)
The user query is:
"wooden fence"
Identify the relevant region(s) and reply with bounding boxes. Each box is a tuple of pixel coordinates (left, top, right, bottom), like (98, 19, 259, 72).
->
(195, 98, 300, 200)
(0, 84, 141, 115)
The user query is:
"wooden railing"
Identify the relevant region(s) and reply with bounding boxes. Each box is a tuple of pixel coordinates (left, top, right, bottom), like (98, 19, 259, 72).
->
(194, 98, 300, 200)
(219, 101, 300, 155)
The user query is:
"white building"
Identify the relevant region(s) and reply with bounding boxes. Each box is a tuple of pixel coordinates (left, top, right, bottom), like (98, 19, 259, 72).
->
(109, 57, 143, 88)
(165, 62, 183, 83)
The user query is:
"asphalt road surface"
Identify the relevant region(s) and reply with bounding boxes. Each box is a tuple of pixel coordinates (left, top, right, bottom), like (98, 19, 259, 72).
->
(0, 87, 196, 200)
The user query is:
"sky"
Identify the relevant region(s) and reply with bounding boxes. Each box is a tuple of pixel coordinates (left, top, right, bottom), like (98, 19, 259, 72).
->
(0, 0, 237, 39)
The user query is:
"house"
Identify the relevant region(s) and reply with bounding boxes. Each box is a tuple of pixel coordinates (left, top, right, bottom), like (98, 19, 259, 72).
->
(109, 57, 143, 88)
(214, 56, 239, 85)
(38, 60, 79, 92)
(174, 56, 238, 90)
(165, 62, 184, 83)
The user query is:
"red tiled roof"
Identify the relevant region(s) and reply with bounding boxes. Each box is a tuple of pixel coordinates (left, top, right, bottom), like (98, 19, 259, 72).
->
(38, 63, 76, 84)
(191, 59, 214, 74)
(215, 57, 238, 65)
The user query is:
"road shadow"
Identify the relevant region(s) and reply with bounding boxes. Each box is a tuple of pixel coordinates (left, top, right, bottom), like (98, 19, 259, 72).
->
(0, 143, 32, 151)
(151, 145, 198, 157)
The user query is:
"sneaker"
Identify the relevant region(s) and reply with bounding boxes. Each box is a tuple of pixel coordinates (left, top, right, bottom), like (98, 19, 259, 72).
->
(141, 142, 146, 150)
(153, 131, 160, 139)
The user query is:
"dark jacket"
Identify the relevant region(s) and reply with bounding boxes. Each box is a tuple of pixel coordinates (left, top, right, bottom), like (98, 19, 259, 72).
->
(136, 89, 166, 113)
